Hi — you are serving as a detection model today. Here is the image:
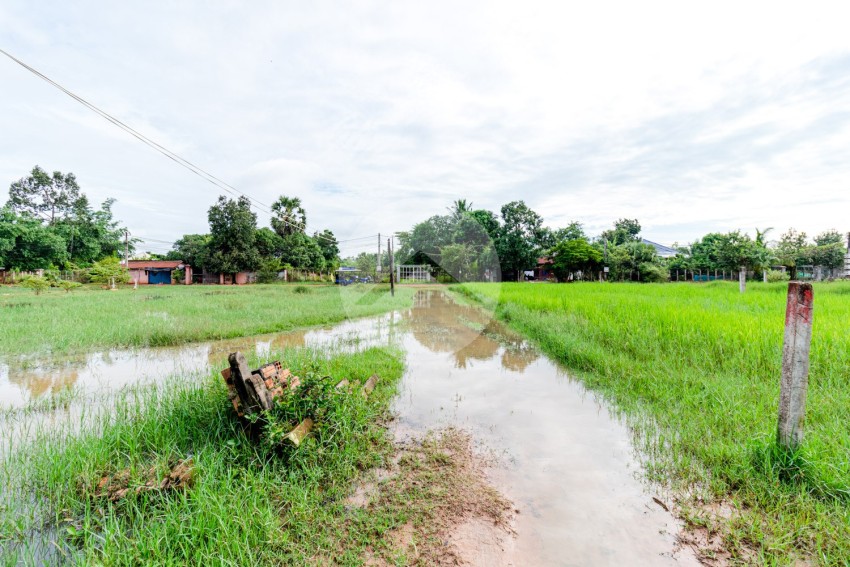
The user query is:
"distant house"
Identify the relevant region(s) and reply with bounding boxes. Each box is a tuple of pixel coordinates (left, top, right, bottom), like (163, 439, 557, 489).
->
(641, 239, 678, 259)
(533, 257, 554, 281)
(127, 260, 190, 285)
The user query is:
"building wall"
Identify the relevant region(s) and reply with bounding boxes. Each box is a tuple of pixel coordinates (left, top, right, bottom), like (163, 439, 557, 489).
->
(129, 268, 149, 285)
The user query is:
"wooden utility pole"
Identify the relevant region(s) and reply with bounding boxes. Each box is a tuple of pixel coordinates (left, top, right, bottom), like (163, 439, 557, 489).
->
(388, 237, 394, 296)
(377, 233, 382, 276)
(777, 282, 814, 450)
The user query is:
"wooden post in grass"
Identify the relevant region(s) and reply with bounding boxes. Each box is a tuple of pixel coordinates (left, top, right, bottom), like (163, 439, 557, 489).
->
(777, 281, 814, 450)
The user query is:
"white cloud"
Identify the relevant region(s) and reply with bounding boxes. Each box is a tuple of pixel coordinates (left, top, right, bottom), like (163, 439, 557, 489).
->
(2, 0, 850, 252)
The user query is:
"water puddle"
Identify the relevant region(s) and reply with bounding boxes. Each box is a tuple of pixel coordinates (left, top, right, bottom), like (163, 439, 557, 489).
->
(1, 289, 697, 565)
(392, 291, 698, 565)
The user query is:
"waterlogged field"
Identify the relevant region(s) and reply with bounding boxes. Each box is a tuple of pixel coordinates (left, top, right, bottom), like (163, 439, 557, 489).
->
(0, 345, 416, 565)
(0, 283, 431, 564)
(458, 281, 850, 564)
(0, 284, 414, 357)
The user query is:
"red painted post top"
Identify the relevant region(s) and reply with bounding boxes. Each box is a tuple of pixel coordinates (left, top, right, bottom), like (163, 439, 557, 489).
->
(784, 281, 814, 326)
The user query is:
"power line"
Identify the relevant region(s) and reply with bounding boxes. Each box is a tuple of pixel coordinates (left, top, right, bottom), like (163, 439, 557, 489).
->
(0, 47, 337, 244)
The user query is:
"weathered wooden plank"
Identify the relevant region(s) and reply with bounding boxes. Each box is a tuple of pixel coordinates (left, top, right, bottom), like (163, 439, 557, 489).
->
(284, 418, 314, 446)
(229, 352, 266, 415)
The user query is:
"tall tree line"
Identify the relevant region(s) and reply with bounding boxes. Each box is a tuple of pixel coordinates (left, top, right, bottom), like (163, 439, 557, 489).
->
(1, 166, 128, 270)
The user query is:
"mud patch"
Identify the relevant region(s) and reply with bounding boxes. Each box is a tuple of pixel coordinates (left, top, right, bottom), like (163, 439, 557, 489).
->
(352, 427, 516, 566)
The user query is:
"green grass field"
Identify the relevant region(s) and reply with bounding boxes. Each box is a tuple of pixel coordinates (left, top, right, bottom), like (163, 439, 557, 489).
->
(457, 281, 850, 564)
(0, 283, 414, 357)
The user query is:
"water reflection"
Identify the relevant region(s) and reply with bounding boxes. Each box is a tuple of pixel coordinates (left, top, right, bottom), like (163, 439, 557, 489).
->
(0, 291, 537, 409)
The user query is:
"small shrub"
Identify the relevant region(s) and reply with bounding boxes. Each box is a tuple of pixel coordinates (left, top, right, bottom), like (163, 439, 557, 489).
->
(293, 285, 311, 294)
(639, 263, 669, 283)
(58, 280, 82, 293)
(766, 269, 790, 283)
(20, 276, 50, 295)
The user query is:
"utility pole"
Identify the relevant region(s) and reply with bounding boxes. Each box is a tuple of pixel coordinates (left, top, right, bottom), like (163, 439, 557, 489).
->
(388, 237, 394, 297)
(377, 233, 382, 276)
(604, 239, 608, 281)
(125, 229, 129, 271)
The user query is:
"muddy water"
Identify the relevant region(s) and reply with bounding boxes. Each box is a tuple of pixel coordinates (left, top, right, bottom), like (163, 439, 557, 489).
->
(2, 289, 696, 565)
(0, 315, 398, 409)
(393, 291, 698, 566)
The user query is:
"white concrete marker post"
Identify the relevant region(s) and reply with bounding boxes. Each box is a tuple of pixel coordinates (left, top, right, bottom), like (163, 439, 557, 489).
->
(777, 281, 814, 450)
(739, 266, 746, 293)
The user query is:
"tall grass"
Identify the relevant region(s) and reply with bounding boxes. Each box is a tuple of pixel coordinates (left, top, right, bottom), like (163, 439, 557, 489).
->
(458, 280, 850, 564)
(1, 345, 407, 565)
(0, 284, 413, 357)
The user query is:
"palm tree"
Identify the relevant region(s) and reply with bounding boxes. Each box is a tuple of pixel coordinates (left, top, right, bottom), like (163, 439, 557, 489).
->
(271, 196, 306, 237)
(448, 199, 473, 219)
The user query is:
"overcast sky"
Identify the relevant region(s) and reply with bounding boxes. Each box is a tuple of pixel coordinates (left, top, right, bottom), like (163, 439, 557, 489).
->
(2, 1, 849, 257)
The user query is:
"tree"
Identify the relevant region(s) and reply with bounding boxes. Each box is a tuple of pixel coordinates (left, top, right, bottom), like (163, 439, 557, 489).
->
(279, 232, 325, 272)
(467, 210, 500, 241)
(600, 218, 641, 246)
(0, 207, 67, 270)
(775, 229, 809, 279)
(714, 231, 762, 272)
(448, 199, 473, 219)
(440, 243, 477, 282)
(538, 222, 585, 250)
(254, 227, 285, 259)
(271, 196, 307, 237)
(206, 196, 261, 274)
(313, 229, 340, 267)
(53, 197, 127, 265)
(686, 233, 725, 271)
(7, 166, 83, 224)
(497, 201, 543, 281)
(811, 229, 845, 270)
(549, 238, 601, 281)
(397, 214, 454, 266)
(169, 234, 212, 269)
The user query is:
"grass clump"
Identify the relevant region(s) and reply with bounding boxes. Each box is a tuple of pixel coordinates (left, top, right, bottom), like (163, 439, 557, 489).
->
(456, 281, 850, 564)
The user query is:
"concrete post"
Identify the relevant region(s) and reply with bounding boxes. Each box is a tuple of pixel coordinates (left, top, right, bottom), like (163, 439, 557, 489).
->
(739, 266, 746, 293)
(777, 282, 814, 450)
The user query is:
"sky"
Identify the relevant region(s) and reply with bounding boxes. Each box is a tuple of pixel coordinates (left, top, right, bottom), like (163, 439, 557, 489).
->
(2, 1, 850, 257)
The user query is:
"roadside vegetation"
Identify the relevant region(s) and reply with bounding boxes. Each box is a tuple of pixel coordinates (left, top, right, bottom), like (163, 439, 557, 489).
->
(457, 281, 850, 564)
(0, 284, 414, 357)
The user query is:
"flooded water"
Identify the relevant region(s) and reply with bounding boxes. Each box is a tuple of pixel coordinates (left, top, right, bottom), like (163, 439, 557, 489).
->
(1, 289, 697, 565)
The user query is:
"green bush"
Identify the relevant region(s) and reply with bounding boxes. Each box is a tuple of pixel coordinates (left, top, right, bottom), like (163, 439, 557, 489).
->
(256, 258, 283, 284)
(766, 269, 790, 283)
(88, 257, 130, 287)
(58, 280, 82, 293)
(20, 275, 50, 295)
(639, 263, 669, 283)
